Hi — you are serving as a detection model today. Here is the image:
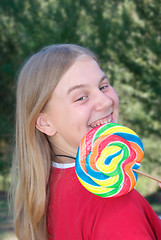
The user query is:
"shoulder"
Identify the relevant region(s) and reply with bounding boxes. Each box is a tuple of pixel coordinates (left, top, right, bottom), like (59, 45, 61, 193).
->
(89, 190, 161, 240)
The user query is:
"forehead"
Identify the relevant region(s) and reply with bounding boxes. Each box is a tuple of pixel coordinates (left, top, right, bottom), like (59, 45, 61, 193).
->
(54, 56, 104, 92)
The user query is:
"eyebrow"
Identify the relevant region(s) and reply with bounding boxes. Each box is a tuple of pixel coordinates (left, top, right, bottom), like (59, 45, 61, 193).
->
(67, 74, 108, 95)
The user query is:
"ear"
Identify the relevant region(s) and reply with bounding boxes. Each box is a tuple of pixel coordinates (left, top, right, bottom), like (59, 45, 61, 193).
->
(35, 113, 56, 136)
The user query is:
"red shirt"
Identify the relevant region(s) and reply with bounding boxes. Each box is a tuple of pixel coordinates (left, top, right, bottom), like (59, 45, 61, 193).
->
(47, 165, 161, 240)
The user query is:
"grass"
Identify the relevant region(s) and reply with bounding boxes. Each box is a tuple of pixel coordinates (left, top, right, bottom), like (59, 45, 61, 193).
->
(0, 232, 17, 240)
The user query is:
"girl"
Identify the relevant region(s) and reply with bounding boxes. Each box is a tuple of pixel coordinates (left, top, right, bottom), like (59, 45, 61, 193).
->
(12, 44, 161, 240)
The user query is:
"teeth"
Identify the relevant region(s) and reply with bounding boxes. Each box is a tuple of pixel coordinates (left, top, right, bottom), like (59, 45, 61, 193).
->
(107, 116, 112, 123)
(90, 115, 112, 128)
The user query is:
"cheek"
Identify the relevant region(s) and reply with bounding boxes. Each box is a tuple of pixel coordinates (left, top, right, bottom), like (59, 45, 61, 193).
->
(72, 104, 90, 120)
(115, 94, 119, 107)
(111, 88, 119, 106)
(46, 102, 69, 131)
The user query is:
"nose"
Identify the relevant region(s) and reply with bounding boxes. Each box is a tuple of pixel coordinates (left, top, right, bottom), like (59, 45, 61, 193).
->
(93, 91, 113, 112)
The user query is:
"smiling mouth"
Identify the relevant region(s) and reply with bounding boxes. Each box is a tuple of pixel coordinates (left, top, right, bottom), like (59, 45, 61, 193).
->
(89, 114, 113, 128)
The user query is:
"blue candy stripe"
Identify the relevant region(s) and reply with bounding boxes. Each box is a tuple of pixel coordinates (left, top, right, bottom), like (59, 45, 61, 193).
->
(86, 152, 109, 180)
(75, 147, 100, 187)
(104, 149, 122, 165)
(113, 132, 144, 151)
(131, 162, 140, 181)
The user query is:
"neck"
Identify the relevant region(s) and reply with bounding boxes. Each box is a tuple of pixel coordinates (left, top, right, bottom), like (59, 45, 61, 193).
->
(54, 154, 76, 163)
(50, 137, 77, 163)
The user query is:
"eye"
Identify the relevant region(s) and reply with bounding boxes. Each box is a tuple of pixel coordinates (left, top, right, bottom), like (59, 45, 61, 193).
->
(99, 84, 109, 91)
(75, 96, 87, 102)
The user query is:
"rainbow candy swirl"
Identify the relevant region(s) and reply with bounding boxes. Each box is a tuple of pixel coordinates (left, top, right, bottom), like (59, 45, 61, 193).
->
(75, 123, 144, 198)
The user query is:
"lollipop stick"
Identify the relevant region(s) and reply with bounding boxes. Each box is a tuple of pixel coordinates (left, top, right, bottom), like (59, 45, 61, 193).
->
(133, 169, 161, 183)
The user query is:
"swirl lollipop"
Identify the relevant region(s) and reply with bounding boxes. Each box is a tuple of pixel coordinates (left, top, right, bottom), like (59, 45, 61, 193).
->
(75, 123, 144, 198)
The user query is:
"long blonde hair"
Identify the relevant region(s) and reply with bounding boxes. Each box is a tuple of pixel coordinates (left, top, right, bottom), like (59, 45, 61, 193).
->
(11, 44, 96, 239)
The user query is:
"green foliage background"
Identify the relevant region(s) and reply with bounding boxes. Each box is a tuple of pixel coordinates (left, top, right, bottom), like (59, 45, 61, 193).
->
(0, 0, 161, 195)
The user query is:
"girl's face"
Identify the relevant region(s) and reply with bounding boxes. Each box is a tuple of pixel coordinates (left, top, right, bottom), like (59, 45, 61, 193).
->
(42, 56, 119, 155)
